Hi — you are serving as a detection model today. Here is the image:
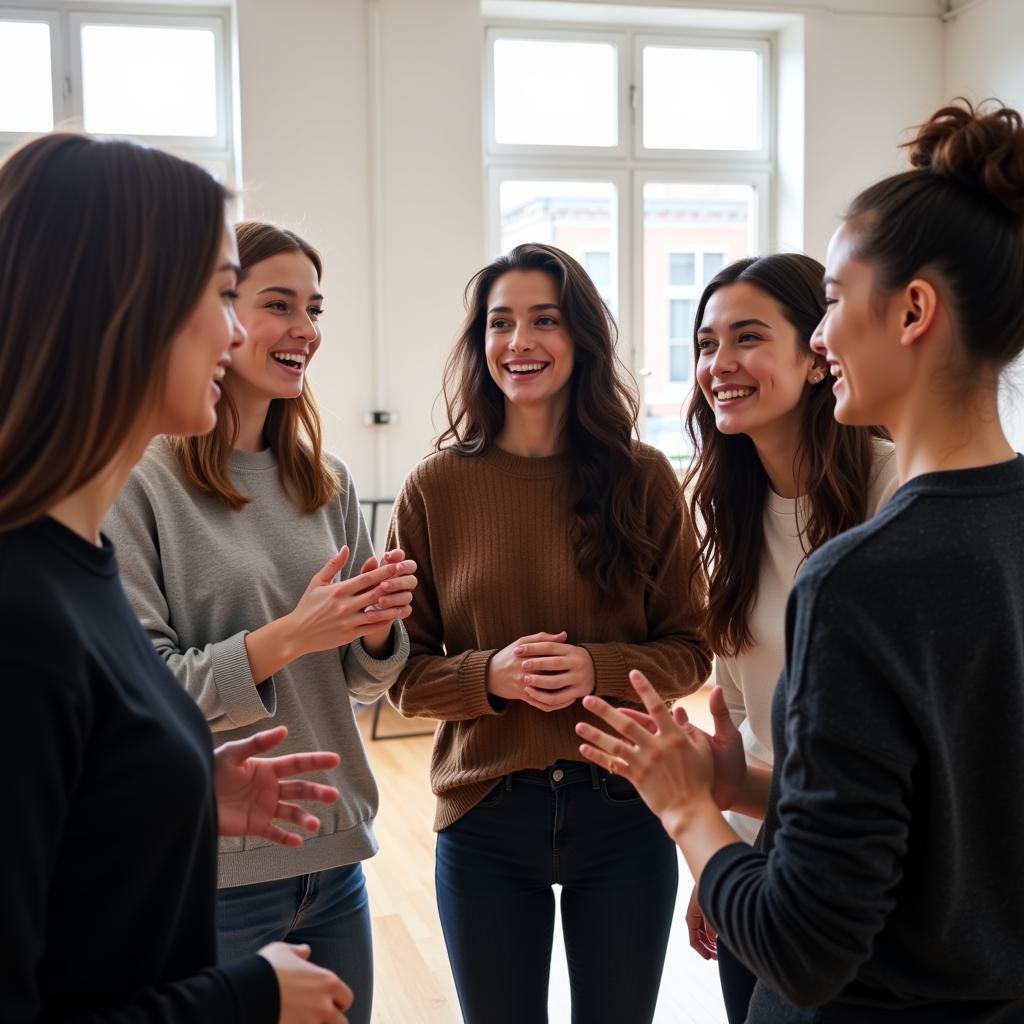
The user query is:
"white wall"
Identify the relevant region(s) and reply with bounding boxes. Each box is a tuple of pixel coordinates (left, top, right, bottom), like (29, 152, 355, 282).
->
(944, 0, 1024, 452)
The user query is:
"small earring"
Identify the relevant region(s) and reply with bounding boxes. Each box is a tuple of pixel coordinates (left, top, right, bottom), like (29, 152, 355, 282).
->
(810, 369, 825, 384)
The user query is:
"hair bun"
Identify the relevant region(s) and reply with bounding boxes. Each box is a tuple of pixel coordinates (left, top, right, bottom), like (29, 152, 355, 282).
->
(906, 100, 1024, 222)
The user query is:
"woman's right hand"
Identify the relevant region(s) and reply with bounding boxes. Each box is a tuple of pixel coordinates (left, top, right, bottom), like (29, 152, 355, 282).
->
(487, 631, 569, 710)
(258, 942, 353, 1024)
(685, 884, 718, 960)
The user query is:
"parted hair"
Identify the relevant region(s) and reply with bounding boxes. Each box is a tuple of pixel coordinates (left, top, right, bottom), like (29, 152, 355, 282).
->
(438, 242, 660, 601)
(682, 255, 880, 657)
(169, 222, 341, 513)
(0, 134, 228, 532)
(846, 99, 1024, 372)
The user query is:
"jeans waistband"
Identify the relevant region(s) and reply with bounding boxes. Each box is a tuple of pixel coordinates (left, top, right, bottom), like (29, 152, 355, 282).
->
(503, 760, 604, 791)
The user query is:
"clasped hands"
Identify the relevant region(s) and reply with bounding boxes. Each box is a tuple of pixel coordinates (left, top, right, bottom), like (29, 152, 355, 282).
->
(487, 630, 596, 712)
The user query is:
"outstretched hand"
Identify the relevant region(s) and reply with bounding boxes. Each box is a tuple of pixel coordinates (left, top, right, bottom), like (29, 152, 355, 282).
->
(214, 726, 339, 847)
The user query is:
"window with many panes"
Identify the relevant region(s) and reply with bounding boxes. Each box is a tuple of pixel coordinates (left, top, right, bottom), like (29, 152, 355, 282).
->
(485, 20, 770, 463)
(0, 4, 235, 183)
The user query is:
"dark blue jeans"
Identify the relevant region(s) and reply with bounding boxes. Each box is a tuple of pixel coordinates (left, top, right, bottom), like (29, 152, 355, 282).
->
(216, 863, 372, 1024)
(435, 760, 678, 1024)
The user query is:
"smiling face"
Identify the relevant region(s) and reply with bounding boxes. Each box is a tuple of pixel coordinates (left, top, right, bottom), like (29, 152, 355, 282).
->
(229, 250, 324, 404)
(695, 281, 823, 443)
(157, 228, 245, 437)
(484, 269, 575, 413)
(813, 223, 909, 427)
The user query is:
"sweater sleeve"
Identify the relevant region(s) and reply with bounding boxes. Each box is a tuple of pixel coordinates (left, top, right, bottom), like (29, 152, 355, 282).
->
(699, 574, 914, 1008)
(582, 453, 712, 702)
(384, 475, 503, 722)
(332, 464, 411, 702)
(1, 659, 280, 1024)
(106, 472, 275, 733)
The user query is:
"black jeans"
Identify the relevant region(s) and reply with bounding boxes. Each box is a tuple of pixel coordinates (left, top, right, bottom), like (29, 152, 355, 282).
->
(719, 939, 758, 1024)
(435, 760, 678, 1024)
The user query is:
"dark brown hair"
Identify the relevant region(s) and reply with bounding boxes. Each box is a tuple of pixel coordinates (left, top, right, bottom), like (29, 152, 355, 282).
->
(682, 254, 881, 657)
(0, 134, 228, 532)
(439, 242, 658, 599)
(846, 99, 1024, 373)
(170, 221, 341, 513)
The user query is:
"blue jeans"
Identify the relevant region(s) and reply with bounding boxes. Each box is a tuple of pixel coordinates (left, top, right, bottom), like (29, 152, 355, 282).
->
(217, 863, 373, 1024)
(435, 760, 678, 1024)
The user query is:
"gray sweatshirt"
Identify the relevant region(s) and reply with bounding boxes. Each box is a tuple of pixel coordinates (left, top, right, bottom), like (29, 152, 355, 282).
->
(105, 438, 409, 888)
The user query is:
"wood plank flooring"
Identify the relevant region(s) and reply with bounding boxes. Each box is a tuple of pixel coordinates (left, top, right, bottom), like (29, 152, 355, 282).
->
(359, 689, 728, 1024)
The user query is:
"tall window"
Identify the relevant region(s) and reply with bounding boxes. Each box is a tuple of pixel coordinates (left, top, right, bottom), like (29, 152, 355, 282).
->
(485, 24, 770, 462)
(0, 5, 235, 182)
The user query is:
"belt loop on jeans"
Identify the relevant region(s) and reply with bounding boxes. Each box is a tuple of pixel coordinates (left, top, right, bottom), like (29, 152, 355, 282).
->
(503, 774, 513, 792)
(589, 763, 600, 790)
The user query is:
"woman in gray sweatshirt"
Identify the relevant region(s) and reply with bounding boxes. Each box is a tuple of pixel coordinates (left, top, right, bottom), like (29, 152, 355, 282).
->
(107, 222, 414, 1024)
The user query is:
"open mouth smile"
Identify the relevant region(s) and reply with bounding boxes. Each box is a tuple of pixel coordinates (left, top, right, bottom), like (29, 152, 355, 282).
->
(503, 360, 549, 379)
(271, 351, 307, 375)
(713, 385, 757, 404)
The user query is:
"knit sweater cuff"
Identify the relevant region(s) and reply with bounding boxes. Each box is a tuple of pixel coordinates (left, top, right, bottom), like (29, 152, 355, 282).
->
(218, 954, 280, 1023)
(350, 621, 410, 672)
(458, 649, 503, 717)
(212, 631, 276, 728)
(582, 643, 629, 699)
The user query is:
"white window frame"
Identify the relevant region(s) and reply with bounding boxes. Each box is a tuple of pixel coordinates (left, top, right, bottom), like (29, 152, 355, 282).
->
(483, 19, 774, 395)
(0, 2, 234, 181)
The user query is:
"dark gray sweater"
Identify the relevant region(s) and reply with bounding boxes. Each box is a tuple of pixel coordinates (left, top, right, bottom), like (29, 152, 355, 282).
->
(701, 456, 1024, 1023)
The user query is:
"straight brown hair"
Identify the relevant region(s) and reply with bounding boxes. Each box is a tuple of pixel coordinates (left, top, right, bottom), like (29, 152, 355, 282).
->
(169, 222, 341, 513)
(439, 242, 659, 600)
(0, 134, 228, 532)
(682, 254, 881, 657)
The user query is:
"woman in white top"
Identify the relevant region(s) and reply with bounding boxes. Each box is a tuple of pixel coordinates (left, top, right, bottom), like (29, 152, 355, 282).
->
(678, 253, 897, 1023)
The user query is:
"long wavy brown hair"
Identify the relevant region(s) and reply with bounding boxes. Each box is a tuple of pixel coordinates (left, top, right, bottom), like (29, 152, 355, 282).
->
(0, 134, 228, 531)
(169, 222, 340, 513)
(682, 254, 881, 657)
(438, 243, 658, 600)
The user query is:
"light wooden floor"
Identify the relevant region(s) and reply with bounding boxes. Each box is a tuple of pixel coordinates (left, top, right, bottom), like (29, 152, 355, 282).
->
(359, 689, 728, 1024)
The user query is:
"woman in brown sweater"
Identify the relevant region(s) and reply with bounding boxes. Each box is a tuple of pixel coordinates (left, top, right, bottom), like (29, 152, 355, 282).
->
(387, 243, 712, 1024)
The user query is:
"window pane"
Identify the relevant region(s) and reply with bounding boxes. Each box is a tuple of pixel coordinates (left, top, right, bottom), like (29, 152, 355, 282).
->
(669, 252, 695, 287)
(670, 343, 691, 382)
(499, 180, 618, 313)
(493, 38, 617, 147)
(81, 24, 217, 137)
(669, 299, 694, 340)
(584, 250, 611, 293)
(703, 251, 726, 280)
(0, 21, 53, 133)
(643, 46, 759, 150)
(642, 182, 756, 459)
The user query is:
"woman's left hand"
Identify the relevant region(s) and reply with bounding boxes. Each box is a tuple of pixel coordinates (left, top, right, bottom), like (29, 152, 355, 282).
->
(517, 638, 596, 712)
(358, 549, 417, 657)
(575, 669, 716, 825)
(214, 726, 340, 846)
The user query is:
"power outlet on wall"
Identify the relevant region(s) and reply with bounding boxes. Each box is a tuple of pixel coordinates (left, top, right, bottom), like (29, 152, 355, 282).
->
(363, 410, 398, 427)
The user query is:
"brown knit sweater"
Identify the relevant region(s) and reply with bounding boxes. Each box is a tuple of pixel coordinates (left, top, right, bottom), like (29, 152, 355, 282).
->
(386, 443, 712, 830)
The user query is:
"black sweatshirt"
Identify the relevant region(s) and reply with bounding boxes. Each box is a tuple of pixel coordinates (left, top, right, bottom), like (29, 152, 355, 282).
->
(701, 457, 1024, 1023)
(0, 517, 279, 1022)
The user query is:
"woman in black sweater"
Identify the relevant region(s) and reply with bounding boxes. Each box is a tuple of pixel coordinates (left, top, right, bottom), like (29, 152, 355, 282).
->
(577, 100, 1024, 1022)
(0, 135, 367, 1022)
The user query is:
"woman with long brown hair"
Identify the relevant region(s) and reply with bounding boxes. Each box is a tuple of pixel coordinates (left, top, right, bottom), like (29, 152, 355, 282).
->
(106, 222, 416, 1024)
(386, 242, 712, 1024)
(678, 253, 896, 1022)
(579, 99, 1024, 1022)
(0, 135, 355, 1021)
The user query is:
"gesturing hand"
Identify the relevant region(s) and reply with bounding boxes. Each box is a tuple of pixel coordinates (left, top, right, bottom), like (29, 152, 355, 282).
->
(357, 548, 418, 657)
(575, 669, 716, 824)
(258, 942, 353, 1024)
(214, 726, 339, 846)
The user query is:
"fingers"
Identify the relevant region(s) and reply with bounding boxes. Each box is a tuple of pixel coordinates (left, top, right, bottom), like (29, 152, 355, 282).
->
(580, 691, 662, 749)
(273, 800, 321, 833)
(261, 822, 303, 847)
(627, 670, 678, 731)
(708, 685, 737, 738)
(515, 641, 570, 658)
(216, 725, 288, 763)
(314, 547, 350, 585)
(577, 740, 628, 775)
(521, 655, 574, 674)
(332, 976, 355, 1012)
(381, 548, 405, 564)
(513, 631, 567, 652)
(269, 751, 341, 777)
(575, 719, 638, 765)
(524, 683, 578, 706)
(343, 559, 417, 596)
(618, 708, 659, 734)
(359, 555, 378, 574)
(277, 780, 339, 804)
(288, 943, 312, 960)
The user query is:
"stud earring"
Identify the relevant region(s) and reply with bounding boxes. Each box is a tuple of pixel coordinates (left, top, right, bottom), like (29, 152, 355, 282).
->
(810, 369, 825, 384)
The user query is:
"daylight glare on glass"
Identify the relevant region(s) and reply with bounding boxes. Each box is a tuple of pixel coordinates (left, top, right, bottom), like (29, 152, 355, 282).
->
(493, 38, 617, 147)
(643, 46, 759, 150)
(0, 21, 53, 133)
(81, 25, 217, 137)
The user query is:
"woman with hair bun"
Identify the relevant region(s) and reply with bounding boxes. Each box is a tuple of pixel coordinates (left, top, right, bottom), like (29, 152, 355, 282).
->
(386, 243, 712, 1024)
(577, 100, 1024, 1022)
